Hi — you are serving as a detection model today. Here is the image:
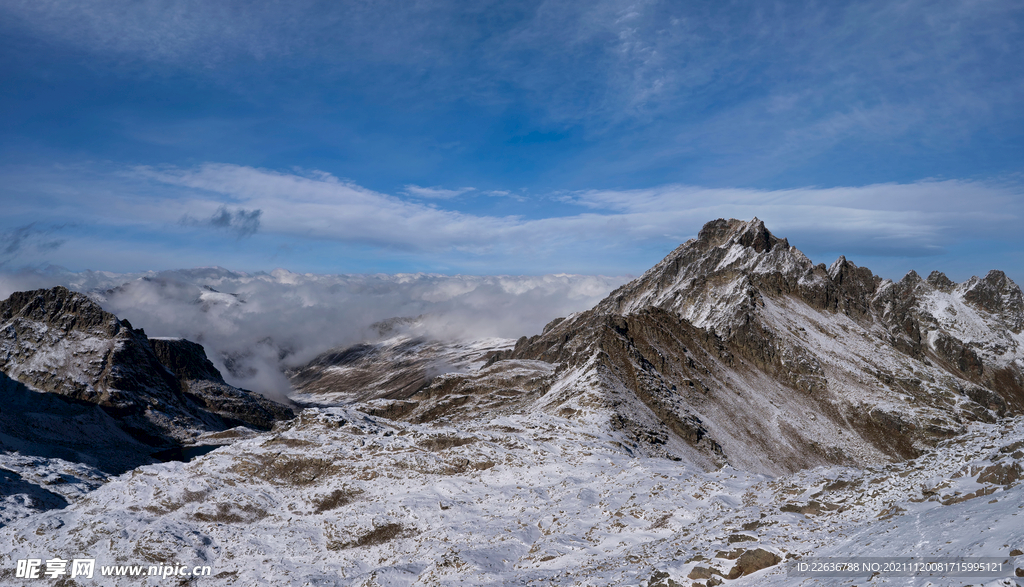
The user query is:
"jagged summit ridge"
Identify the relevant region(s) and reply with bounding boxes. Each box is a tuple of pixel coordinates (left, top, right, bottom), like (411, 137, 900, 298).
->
(596, 218, 815, 331)
(0, 286, 127, 337)
(697, 216, 789, 253)
(598, 218, 1022, 343)
(0, 286, 183, 412)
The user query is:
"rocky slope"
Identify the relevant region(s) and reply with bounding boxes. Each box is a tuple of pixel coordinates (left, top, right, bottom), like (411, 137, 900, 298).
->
(289, 332, 512, 407)
(0, 286, 293, 472)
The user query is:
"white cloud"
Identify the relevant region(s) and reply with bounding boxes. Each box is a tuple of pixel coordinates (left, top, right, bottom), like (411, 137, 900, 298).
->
(560, 179, 1023, 256)
(484, 190, 528, 202)
(135, 164, 498, 248)
(148, 164, 1024, 258)
(403, 185, 475, 200)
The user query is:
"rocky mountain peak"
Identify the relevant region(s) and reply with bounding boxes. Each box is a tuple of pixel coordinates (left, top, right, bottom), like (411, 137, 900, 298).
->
(962, 270, 1024, 323)
(0, 286, 126, 338)
(467, 218, 1024, 474)
(695, 217, 789, 253)
(826, 255, 849, 278)
(149, 338, 227, 384)
(898, 269, 923, 287)
(926, 270, 956, 292)
(594, 218, 813, 327)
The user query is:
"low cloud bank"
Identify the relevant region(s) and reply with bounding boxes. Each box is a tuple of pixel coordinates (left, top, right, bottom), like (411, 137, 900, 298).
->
(0, 268, 626, 401)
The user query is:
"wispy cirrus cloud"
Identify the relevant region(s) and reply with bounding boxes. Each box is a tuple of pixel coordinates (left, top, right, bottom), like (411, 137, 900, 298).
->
(5, 0, 1019, 152)
(562, 180, 1023, 257)
(402, 185, 476, 200)
(0, 223, 68, 267)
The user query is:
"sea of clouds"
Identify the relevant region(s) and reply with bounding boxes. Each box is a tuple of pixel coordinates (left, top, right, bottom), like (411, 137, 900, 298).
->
(0, 268, 627, 401)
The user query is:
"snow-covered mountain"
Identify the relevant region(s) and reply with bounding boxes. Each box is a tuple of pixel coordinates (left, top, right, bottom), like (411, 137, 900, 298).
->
(498, 218, 1022, 474)
(1, 219, 1022, 586)
(288, 325, 513, 408)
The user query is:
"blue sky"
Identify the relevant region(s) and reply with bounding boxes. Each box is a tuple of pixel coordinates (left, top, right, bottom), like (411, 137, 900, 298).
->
(1, 0, 1022, 281)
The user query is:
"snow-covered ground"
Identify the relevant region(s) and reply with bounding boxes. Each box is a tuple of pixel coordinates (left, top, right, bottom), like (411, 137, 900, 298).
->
(289, 335, 515, 406)
(1, 406, 1021, 586)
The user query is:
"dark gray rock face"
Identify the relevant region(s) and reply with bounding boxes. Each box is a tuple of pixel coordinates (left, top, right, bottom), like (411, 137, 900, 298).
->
(0, 287, 180, 414)
(149, 338, 226, 383)
(962, 270, 1024, 329)
(0, 287, 293, 470)
(149, 338, 292, 430)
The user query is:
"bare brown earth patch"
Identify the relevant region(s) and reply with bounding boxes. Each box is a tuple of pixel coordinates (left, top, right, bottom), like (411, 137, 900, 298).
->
(192, 502, 268, 524)
(312, 488, 362, 513)
(417, 435, 478, 451)
(327, 523, 412, 550)
(726, 548, 782, 579)
(233, 453, 336, 486)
